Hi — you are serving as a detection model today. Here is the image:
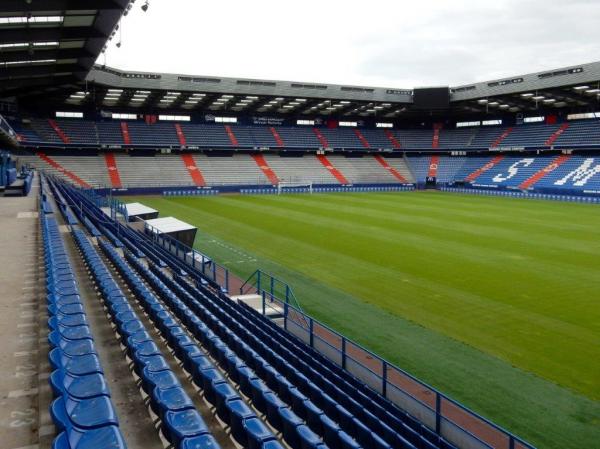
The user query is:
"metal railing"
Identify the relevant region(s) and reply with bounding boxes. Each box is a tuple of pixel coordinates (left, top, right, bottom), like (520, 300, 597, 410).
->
(240, 269, 303, 312)
(99, 185, 536, 449)
(257, 292, 536, 449)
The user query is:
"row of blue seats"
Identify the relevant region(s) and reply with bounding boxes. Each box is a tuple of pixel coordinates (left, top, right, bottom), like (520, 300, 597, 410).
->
(175, 275, 453, 449)
(73, 229, 223, 449)
(42, 213, 126, 449)
(76, 184, 446, 449)
(176, 272, 439, 449)
(142, 247, 424, 449)
(99, 240, 284, 449)
(51, 178, 454, 449)
(124, 251, 332, 449)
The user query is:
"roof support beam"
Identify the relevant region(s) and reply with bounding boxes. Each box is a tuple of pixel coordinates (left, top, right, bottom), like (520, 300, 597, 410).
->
(0, 63, 84, 80)
(0, 27, 107, 44)
(0, 0, 126, 13)
(0, 48, 93, 63)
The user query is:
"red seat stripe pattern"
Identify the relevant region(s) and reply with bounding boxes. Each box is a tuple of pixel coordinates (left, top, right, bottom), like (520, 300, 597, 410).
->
(181, 154, 206, 186)
(544, 123, 569, 146)
(354, 129, 370, 148)
(251, 154, 279, 185)
(224, 125, 238, 146)
(465, 155, 505, 182)
(175, 124, 187, 146)
(384, 130, 401, 149)
(313, 128, 329, 147)
(427, 155, 440, 177)
(518, 154, 571, 189)
(37, 152, 90, 188)
(491, 128, 513, 148)
(270, 127, 284, 147)
(316, 154, 349, 184)
(373, 155, 408, 182)
(104, 153, 122, 188)
(120, 122, 131, 145)
(48, 119, 70, 144)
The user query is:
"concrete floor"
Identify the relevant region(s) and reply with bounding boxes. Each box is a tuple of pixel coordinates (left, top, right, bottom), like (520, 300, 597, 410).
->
(0, 179, 54, 449)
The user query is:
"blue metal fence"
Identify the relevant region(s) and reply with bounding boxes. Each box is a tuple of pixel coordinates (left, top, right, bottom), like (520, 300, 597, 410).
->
(441, 186, 600, 203)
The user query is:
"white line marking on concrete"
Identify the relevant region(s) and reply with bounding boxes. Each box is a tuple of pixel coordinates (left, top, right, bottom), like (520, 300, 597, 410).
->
(19, 302, 37, 307)
(17, 323, 35, 328)
(10, 444, 39, 449)
(8, 388, 38, 398)
(14, 350, 38, 357)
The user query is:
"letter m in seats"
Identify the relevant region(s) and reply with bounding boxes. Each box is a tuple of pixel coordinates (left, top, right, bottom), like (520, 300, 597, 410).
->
(554, 158, 600, 186)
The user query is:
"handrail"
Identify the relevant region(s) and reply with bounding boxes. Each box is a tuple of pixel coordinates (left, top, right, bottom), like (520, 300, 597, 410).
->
(240, 269, 303, 312)
(262, 291, 536, 449)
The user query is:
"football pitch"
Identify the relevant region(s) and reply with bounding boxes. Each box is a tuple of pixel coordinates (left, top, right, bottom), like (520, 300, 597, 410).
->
(125, 191, 600, 449)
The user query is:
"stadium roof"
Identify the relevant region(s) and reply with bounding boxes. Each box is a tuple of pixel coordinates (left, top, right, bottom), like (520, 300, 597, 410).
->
(1, 1, 598, 120)
(0, 0, 129, 97)
(77, 61, 600, 119)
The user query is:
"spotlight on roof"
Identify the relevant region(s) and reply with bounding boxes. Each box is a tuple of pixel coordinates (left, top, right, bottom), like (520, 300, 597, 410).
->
(141, 1, 149, 12)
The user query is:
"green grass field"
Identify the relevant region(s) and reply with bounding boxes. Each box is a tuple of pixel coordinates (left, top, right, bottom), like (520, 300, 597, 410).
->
(125, 191, 600, 449)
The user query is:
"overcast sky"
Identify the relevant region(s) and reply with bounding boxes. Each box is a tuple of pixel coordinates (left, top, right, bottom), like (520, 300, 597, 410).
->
(101, 0, 600, 89)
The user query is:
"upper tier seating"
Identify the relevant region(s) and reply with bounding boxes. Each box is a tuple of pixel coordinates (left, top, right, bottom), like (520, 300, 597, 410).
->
(181, 124, 232, 147)
(96, 121, 124, 145)
(319, 128, 363, 149)
(11, 118, 600, 150)
(128, 122, 178, 146)
(553, 120, 600, 146)
(56, 120, 99, 145)
(31, 119, 64, 144)
(437, 129, 476, 149)
(275, 127, 321, 148)
(391, 129, 433, 149)
(499, 123, 560, 147)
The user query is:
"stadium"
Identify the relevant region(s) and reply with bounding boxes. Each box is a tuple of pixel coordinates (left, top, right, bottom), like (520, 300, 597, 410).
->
(0, 2, 598, 449)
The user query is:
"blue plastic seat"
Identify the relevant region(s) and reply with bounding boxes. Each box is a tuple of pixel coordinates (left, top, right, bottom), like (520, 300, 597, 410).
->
(50, 371, 110, 399)
(51, 396, 118, 431)
(279, 407, 304, 448)
(228, 399, 255, 445)
(151, 386, 194, 417)
(199, 368, 226, 404)
(243, 417, 275, 449)
(181, 433, 222, 449)
(52, 425, 126, 449)
(297, 424, 323, 449)
(49, 334, 96, 356)
(59, 325, 93, 342)
(213, 382, 239, 422)
(141, 367, 181, 393)
(50, 351, 103, 377)
(163, 409, 208, 447)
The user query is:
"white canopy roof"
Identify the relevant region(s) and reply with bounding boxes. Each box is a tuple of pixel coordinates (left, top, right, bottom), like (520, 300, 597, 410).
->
(125, 202, 158, 216)
(145, 216, 196, 234)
